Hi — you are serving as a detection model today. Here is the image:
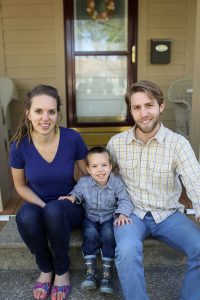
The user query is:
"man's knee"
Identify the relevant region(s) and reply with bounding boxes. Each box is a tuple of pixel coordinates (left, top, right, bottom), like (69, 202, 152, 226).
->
(115, 237, 143, 261)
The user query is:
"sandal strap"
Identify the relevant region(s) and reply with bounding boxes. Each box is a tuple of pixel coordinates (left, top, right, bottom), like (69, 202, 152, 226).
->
(51, 285, 71, 296)
(33, 281, 51, 294)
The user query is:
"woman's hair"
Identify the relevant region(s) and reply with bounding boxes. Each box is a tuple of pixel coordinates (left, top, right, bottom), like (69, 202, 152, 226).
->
(10, 84, 62, 146)
(125, 80, 164, 109)
(86, 146, 112, 165)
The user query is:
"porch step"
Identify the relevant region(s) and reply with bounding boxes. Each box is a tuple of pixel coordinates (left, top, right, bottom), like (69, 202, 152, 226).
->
(0, 217, 186, 270)
(0, 266, 185, 300)
(0, 217, 186, 269)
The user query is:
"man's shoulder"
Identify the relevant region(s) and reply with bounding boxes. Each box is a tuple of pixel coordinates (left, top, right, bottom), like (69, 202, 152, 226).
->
(109, 128, 132, 142)
(162, 126, 189, 144)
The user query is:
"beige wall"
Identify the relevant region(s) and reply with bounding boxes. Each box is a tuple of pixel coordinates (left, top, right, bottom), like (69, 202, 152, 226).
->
(0, 0, 198, 144)
(0, 0, 66, 130)
(138, 0, 196, 130)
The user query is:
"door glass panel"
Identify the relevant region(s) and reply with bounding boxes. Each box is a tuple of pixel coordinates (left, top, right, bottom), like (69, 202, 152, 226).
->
(74, 0, 128, 52)
(73, 0, 128, 124)
(75, 56, 127, 122)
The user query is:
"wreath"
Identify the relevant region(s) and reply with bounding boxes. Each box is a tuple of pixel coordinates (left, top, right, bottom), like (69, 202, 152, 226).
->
(86, 0, 115, 21)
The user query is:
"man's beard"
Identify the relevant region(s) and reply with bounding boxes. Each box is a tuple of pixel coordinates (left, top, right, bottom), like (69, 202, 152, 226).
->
(135, 117, 160, 134)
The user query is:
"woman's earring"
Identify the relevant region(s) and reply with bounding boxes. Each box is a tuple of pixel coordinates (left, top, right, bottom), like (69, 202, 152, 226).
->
(55, 123, 59, 134)
(29, 121, 33, 135)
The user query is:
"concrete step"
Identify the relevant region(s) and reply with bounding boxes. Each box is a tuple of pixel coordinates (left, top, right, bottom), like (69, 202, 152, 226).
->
(0, 266, 185, 300)
(0, 217, 186, 270)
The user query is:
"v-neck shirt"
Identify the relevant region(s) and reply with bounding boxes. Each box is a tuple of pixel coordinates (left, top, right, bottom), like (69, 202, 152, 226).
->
(10, 127, 88, 203)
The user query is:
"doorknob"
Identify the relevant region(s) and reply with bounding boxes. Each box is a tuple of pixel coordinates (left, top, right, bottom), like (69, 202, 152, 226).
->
(132, 46, 136, 63)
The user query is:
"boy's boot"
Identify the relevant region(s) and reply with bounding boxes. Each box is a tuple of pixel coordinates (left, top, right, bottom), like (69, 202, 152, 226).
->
(99, 259, 114, 294)
(81, 256, 97, 290)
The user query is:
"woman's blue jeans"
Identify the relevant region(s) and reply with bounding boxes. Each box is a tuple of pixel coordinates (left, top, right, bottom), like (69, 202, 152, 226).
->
(114, 212, 200, 300)
(82, 217, 116, 258)
(16, 200, 84, 275)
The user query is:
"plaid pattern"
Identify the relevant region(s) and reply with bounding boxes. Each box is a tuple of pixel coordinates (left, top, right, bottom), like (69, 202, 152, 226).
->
(107, 123, 200, 223)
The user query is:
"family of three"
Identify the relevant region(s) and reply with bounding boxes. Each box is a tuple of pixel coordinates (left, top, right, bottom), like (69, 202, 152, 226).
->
(10, 80, 200, 300)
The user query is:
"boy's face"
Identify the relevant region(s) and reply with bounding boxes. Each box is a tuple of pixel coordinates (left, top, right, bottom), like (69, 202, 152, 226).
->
(87, 152, 112, 186)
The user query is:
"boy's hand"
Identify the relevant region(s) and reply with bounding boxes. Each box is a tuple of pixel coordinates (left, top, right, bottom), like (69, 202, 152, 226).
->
(58, 195, 76, 203)
(114, 214, 132, 226)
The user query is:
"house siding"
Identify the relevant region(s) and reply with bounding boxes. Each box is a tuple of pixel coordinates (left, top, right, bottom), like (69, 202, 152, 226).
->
(138, 0, 196, 130)
(0, 0, 197, 144)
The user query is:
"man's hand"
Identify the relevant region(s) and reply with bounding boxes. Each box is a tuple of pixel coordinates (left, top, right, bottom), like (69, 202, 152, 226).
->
(58, 195, 76, 203)
(114, 214, 132, 226)
(196, 216, 200, 223)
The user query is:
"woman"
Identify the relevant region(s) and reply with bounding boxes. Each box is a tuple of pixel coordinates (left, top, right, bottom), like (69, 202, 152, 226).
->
(9, 84, 88, 300)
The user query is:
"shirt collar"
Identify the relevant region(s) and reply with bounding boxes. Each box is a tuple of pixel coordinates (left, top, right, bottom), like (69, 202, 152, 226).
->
(89, 172, 115, 189)
(127, 122, 166, 145)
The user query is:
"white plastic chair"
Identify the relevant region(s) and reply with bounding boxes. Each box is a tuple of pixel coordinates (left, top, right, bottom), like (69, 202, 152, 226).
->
(167, 78, 192, 139)
(0, 77, 18, 151)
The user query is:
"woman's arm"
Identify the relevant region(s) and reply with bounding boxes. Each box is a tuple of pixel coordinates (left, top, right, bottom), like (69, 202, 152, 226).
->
(76, 159, 88, 177)
(11, 168, 46, 208)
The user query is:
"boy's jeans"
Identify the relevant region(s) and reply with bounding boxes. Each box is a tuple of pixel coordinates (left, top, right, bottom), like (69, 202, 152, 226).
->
(82, 216, 116, 258)
(114, 211, 200, 300)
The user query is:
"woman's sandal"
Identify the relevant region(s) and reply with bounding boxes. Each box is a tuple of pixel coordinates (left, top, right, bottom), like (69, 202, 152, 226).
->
(51, 285, 72, 300)
(33, 281, 51, 299)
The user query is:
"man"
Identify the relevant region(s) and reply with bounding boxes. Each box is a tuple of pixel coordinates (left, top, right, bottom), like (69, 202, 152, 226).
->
(107, 80, 200, 300)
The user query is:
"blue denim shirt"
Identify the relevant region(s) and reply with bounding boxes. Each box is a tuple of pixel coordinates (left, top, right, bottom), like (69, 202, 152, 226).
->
(70, 172, 134, 223)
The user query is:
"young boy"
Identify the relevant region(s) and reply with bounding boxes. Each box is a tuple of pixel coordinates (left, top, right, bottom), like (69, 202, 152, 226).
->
(59, 146, 133, 294)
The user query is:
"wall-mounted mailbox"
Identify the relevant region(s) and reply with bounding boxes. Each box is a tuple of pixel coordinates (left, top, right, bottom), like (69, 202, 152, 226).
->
(151, 39, 171, 64)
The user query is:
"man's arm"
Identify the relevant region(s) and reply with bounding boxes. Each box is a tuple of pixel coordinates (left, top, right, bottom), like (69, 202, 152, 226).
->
(113, 176, 134, 218)
(175, 138, 200, 221)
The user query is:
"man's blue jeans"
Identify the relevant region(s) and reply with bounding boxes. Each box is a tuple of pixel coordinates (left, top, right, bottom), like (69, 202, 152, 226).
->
(82, 217, 115, 258)
(16, 200, 84, 275)
(114, 212, 200, 300)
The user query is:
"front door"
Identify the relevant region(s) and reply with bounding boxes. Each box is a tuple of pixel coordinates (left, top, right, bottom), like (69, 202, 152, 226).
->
(64, 0, 138, 127)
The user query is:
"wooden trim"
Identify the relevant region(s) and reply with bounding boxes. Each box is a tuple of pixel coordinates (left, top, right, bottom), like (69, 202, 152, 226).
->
(63, 0, 138, 128)
(54, 0, 67, 126)
(190, 0, 200, 157)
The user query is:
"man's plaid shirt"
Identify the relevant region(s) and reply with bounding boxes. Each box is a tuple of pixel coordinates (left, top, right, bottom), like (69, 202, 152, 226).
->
(107, 123, 200, 223)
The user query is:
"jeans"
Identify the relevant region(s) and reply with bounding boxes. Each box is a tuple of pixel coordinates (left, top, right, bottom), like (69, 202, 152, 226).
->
(16, 200, 84, 275)
(82, 217, 116, 259)
(114, 211, 200, 300)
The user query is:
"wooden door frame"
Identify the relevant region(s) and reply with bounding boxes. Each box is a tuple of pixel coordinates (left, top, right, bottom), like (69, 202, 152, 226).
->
(63, 0, 138, 127)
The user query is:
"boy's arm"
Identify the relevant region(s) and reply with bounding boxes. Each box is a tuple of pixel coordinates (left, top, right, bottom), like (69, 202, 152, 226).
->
(113, 176, 134, 217)
(58, 178, 86, 204)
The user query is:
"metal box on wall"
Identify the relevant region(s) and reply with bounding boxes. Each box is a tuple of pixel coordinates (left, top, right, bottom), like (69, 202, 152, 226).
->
(151, 39, 171, 64)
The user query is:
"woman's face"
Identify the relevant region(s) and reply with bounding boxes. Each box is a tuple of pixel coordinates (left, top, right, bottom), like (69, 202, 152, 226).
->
(27, 94, 58, 136)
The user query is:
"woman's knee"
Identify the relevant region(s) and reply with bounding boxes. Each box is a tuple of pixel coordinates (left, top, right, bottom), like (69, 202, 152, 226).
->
(43, 200, 61, 220)
(16, 203, 43, 237)
(16, 203, 42, 227)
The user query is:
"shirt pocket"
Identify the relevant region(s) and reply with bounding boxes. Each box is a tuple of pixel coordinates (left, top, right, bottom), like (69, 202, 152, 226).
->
(118, 160, 138, 181)
(148, 162, 173, 188)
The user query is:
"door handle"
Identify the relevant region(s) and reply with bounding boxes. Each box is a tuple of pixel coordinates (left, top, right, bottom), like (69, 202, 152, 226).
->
(132, 46, 136, 63)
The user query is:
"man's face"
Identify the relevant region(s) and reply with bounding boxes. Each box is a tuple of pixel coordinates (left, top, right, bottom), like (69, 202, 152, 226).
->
(130, 91, 165, 135)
